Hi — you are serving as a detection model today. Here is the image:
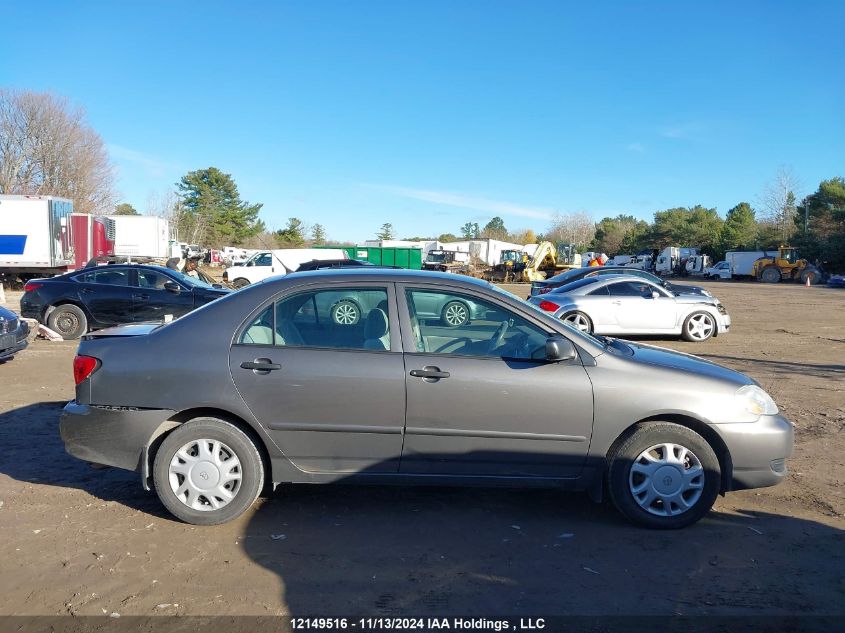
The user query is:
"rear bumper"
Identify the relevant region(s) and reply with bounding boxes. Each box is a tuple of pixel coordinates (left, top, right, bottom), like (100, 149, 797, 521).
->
(59, 401, 176, 471)
(713, 414, 794, 490)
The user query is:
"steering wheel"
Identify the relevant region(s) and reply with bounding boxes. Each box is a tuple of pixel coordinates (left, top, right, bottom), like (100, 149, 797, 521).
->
(486, 320, 510, 354)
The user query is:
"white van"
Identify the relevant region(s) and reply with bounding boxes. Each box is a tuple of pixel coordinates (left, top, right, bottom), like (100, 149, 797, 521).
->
(222, 248, 348, 287)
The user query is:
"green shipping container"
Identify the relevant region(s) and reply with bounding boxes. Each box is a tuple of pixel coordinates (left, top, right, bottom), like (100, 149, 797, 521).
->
(316, 245, 422, 269)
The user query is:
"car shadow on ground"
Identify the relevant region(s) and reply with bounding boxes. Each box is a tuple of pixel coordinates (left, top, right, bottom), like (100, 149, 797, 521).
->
(0, 402, 172, 519)
(239, 459, 845, 617)
(697, 354, 845, 377)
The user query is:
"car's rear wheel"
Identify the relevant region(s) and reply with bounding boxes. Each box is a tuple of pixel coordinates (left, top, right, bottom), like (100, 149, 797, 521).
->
(682, 311, 715, 342)
(608, 423, 721, 529)
(331, 300, 360, 325)
(231, 278, 250, 289)
(441, 300, 469, 327)
(153, 418, 264, 525)
(561, 311, 592, 333)
(47, 304, 88, 340)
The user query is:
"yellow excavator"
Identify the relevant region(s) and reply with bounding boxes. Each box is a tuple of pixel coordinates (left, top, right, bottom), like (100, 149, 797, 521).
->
(522, 242, 582, 282)
(752, 246, 825, 285)
(487, 249, 528, 282)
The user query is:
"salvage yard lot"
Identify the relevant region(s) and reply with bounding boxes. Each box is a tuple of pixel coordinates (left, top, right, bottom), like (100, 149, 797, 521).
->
(0, 280, 843, 616)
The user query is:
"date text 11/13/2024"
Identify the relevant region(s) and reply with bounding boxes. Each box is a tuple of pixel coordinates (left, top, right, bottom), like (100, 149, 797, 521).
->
(291, 618, 547, 631)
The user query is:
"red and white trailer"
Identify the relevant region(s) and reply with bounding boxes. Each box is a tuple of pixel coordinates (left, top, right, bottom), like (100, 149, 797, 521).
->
(0, 195, 115, 282)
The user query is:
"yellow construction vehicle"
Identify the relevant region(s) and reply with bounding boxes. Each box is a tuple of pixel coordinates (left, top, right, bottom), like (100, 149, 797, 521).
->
(522, 242, 582, 282)
(486, 249, 528, 282)
(752, 246, 825, 284)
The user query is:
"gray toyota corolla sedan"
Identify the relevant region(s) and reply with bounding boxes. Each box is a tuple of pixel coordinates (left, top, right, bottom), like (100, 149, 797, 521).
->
(60, 269, 793, 529)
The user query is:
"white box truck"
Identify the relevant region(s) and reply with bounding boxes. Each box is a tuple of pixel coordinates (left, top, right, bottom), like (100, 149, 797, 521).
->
(724, 251, 768, 278)
(0, 195, 74, 281)
(107, 215, 170, 258)
(222, 248, 348, 287)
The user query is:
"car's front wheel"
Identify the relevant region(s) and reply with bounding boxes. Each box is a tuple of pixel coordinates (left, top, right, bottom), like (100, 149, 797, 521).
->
(608, 423, 721, 529)
(47, 304, 88, 340)
(153, 418, 264, 525)
(682, 311, 715, 342)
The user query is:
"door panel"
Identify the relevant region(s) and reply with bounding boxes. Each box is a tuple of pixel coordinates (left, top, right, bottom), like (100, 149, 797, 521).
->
(400, 286, 594, 478)
(73, 268, 135, 326)
(133, 269, 193, 322)
(229, 285, 405, 474)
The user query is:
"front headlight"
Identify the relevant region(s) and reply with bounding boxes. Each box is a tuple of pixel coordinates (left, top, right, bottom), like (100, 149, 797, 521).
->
(735, 385, 779, 416)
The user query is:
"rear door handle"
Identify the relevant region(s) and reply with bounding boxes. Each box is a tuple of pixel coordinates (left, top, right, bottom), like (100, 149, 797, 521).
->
(132, 294, 149, 300)
(409, 367, 450, 379)
(241, 359, 282, 372)
(611, 300, 621, 305)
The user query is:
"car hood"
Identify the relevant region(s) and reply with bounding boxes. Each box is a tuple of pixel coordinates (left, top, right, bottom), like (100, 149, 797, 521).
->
(624, 341, 751, 386)
(672, 294, 719, 306)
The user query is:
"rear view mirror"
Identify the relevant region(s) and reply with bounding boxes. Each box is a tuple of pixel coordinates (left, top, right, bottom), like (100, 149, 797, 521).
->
(545, 336, 577, 362)
(164, 281, 181, 293)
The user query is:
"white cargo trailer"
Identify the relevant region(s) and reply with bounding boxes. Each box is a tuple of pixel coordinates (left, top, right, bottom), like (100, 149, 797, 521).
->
(724, 251, 768, 278)
(107, 215, 170, 258)
(0, 195, 74, 279)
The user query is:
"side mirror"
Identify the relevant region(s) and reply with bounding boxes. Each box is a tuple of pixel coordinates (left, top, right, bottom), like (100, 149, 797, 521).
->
(651, 291, 661, 299)
(164, 281, 181, 293)
(545, 336, 577, 362)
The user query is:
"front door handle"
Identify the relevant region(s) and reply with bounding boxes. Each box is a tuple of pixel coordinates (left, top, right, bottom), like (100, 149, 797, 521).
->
(132, 294, 149, 300)
(409, 366, 450, 380)
(241, 359, 282, 372)
(611, 300, 621, 305)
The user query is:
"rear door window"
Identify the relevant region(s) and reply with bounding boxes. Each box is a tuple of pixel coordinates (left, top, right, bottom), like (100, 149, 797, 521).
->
(74, 268, 130, 286)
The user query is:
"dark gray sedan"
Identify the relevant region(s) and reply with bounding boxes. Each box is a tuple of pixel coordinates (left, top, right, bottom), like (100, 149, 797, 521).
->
(60, 269, 793, 529)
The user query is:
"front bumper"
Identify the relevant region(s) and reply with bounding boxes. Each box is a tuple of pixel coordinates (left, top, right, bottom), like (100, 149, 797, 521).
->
(717, 313, 731, 334)
(59, 401, 176, 471)
(0, 321, 29, 359)
(713, 413, 794, 490)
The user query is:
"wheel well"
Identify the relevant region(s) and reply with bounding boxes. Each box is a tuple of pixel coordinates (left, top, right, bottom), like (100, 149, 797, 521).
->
(143, 407, 272, 491)
(45, 300, 92, 324)
(606, 414, 733, 495)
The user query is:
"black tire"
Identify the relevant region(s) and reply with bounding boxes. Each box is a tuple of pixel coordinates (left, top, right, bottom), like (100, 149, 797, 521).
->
(681, 310, 716, 342)
(47, 304, 88, 340)
(153, 418, 264, 526)
(231, 278, 250, 289)
(440, 300, 470, 327)
(799, 268, 820, 285)
(607, 423, 721, 529)
(331, 299, 360, 325)
(760, 266, 781, 283)
(561, 311, 593, 333)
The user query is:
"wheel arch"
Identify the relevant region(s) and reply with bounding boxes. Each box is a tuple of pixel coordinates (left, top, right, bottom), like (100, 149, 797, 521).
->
(142, 407, 272, 492)
(44, 299, 93, 324)
(605, 414, 734, 496)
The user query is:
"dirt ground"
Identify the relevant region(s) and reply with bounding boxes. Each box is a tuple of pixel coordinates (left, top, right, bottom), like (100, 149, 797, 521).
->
(0, 280, 843, 618)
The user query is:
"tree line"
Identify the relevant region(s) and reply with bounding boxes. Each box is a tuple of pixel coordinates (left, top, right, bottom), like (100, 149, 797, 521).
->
(2, 89, 842, 270)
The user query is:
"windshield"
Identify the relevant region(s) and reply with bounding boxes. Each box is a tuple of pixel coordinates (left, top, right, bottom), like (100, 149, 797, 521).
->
(170, 269, 215, 289)
(426, 252, 447, 262)
(545, 268, 583, 284)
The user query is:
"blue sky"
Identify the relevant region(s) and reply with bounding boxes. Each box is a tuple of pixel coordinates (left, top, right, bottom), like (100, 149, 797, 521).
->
(2, 1, 843, 242)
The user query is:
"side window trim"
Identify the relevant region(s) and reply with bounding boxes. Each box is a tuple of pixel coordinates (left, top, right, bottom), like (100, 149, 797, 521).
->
(396, 284, 553, 361)
(235, 283, 399, 352)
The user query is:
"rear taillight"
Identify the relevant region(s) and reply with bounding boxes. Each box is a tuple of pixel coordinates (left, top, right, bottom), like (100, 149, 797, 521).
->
(538, 300, 560, 312)
(24, 282, 43, 292)
(73, 355, 99, 385)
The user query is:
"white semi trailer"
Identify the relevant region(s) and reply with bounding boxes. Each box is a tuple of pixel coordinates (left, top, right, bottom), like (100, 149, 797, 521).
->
(107, 215, 170, 258)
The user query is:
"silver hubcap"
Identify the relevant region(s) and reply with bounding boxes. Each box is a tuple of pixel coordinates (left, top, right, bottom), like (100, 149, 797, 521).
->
(564, 313, 590, 332)
(629, 442, 704, 516)
(333, 303, 358, 325)
(687, 314, 714, 340)
(169, 439, 242, 511)
(444, 303, 468, 326)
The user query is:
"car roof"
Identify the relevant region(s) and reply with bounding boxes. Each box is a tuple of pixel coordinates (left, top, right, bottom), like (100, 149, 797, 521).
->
(283, 267, 494, 289)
